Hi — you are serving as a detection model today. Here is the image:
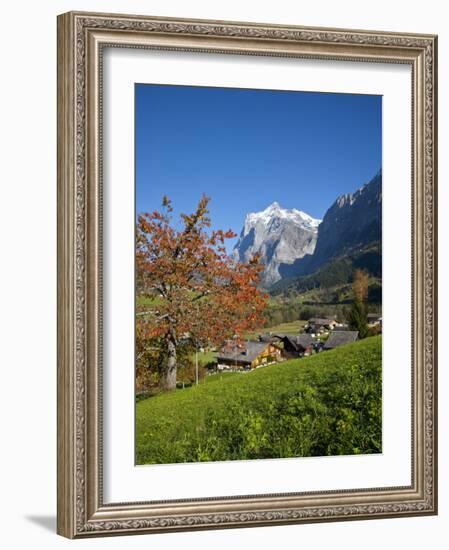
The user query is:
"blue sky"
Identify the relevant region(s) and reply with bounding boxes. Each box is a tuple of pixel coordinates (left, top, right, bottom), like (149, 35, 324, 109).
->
(135, 84, 381, 251)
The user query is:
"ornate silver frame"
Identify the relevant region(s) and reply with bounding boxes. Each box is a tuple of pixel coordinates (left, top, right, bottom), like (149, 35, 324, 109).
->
(57, 11, 438, 538)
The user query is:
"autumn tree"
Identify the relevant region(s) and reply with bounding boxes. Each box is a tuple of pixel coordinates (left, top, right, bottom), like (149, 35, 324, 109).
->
(347, 269, 369, 338)
(136, 195, 267, 391)
(352, 268, 370, 303)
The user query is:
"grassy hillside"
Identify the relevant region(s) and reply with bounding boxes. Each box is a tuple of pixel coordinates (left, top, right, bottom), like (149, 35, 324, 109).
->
(136, 336, 382, 464)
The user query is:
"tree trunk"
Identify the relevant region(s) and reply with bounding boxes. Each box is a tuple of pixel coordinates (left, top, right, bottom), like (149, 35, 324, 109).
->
(160, 336, 177, 391)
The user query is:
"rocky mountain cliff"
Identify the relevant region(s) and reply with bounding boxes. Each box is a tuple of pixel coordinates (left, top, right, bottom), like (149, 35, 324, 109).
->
(232, 171, 381, 290)
(278, 170, 382, 281)
(232, 202, 321, 286)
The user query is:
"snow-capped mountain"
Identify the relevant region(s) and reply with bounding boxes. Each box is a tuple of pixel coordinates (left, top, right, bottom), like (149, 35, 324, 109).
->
(232, 202, 321, 286)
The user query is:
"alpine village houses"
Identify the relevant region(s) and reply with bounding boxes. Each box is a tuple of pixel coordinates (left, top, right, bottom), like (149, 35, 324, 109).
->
(216, 340, 282, 371)
(214, 328, 370, 373)
(213, 308, 382, 373)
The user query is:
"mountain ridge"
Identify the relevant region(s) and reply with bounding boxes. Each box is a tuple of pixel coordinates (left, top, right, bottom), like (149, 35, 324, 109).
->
(278, 170, 382, 281)
(232, 170, 382, 291)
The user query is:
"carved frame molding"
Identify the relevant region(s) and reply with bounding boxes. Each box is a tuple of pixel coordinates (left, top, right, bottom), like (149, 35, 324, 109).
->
(57, 11, 437, 538)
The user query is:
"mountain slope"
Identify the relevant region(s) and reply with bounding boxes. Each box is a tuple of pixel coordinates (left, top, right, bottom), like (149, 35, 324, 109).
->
(271, 243, 382, 304)
(278, 170, 382, 281)
(232, 202, 320, 286)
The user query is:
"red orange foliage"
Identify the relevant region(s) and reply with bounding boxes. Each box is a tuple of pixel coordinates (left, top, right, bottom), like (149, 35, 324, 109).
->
(136, 195, 267, 390)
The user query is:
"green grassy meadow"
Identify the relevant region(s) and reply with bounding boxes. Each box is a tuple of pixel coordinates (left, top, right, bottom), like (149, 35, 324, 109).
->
(244, 319, 307, 339)
(136, 335, 382, 464)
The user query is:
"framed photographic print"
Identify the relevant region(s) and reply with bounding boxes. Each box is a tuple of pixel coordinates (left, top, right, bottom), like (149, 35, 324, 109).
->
(57, 11, 438, 538)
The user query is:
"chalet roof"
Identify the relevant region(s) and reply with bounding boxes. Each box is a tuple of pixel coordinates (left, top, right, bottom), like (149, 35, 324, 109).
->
(323, 331, 359, 350)
(308, 318, 336, 325)
(296, 334, 316, 348)
(281, 334, 315, 351)
(217, 340, 271, 365)
(367, 313, 382, 321)
(258, 333, 283, 343)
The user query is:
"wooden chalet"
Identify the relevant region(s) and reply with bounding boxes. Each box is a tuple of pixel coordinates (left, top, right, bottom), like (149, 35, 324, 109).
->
(216, 340, 282, 371)
(323, 331, 359, 350)
(333, 323, 350, 331)
(278, 334, 316, 358)
(305, 317, 338, 334)
(367, 313, 382, 326)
